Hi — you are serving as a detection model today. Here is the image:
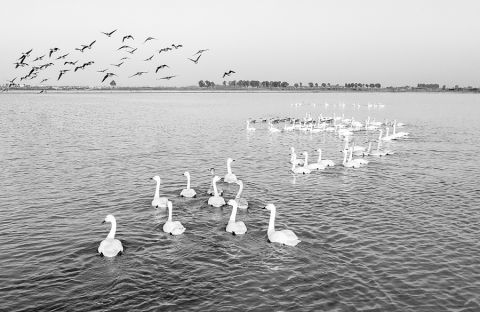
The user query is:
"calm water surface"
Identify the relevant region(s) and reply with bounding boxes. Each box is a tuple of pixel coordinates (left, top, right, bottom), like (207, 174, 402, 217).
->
(1, 92, 479, 311)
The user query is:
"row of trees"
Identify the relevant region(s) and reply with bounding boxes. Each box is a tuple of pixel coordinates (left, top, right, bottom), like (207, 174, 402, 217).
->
(198, 80, 382, 89)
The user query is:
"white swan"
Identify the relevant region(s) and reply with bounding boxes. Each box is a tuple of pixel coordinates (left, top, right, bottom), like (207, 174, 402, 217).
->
(317, 148, 335, 167)
(268, 122, 281, 133)
(224, 158, 238, 183)
(234, 180, 248, 209)
(98, 214, 123, 257)
(163, 201, 185, 235)
(306, 151, 326, 170)
(246, 120, 256, 131)
(207, 168, 224, 196)
(264, 204, 300, 246)
(226, 199, 247, 235)
(152, 176, 168, 208)
(381, 127, 394, 141)
(391, 121, 409, 139)
(349, 147, 368, 166)
(342, 149, 361, 168)
(180, 171, 196, 198)
(208, 176, 226, 207)
(290, 147, 304, 166)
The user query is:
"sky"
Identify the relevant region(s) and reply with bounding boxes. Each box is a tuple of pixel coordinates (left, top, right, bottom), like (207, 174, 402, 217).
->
(1, 0, 479, 87)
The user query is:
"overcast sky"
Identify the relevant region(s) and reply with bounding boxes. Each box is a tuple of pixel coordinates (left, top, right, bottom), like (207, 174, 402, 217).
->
(1, 0, 479, 87)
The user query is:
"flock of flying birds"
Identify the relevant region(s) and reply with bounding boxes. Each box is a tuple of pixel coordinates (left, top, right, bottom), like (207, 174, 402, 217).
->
(5, 29, 237, 90)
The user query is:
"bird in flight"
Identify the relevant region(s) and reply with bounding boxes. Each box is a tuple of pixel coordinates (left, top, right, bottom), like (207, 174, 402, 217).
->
(144, 37, 156, 43)
(57, 69, 69, 80)
(111, 62, 124, 67)
(117, 45, 133, 50)
(120, 56, 130, 61)
(39, 78, 48, 84)
(129, 71, 148, 78)
(49, 48, 59, 58)
(32, 55, 45, 62)
(127, 48, 138, 54)
(14, 62, 28, 68)
(187, 54, 202, 64)
(102, 29, 117, 37)
(122, 35, 134, 42)
(56, 53, 69, 60)
(158, 75, 176, 80)
(101, 73, 116, 83)
(144, 55, 154, 61)
(64, 60, 78, 66)
(193, 49, 209, 56)
(86, 40, 96, 49)
(172, 44, 183, 49)
(75, 46, 88, 53)
(97, 69, 108, 73)
(222, 70, 236, 78)
(155, 64, 169, 73)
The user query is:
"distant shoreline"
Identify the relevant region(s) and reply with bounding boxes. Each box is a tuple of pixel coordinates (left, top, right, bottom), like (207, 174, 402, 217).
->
(2, 88, 479, 94)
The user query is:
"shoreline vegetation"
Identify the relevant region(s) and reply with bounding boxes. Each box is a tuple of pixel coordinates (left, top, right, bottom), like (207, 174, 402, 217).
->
(2, 82, 479, 93)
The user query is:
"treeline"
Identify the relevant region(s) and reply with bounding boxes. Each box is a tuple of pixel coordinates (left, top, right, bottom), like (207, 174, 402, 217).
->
(198, 80, 382, 89)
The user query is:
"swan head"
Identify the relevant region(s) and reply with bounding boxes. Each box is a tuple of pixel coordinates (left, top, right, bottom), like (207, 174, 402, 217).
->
(227, 158, 235, 164)
(183, 171, 190, 177)
(167, 201, 173, 209)
(227, 199, 237, 206)
(102, 214, 116, 224)
(264, 203, 276, 211)
(302, 151, 308, 156)
(152, 175, 160, 182)
(290, 147, 295, 153)
(213, 175, 221, 183)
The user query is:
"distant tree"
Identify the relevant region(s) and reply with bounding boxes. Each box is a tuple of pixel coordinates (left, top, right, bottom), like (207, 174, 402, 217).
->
(375, 83, 381, 88)
(442, 85, 446, 90)
(322, 83, 327, 88)
(229, 80, 236, 87)
(308, 82, 314, 88)
(261, 81, 269, 88)
(205, 80, 211, 88)
(294, 83, 299, 88)
(281, 81, 289, 88)
(369, 83, 375, 88)
(315, 83, 318, 87)
(199, 80, 206, 88)
(109, 80, 116, 88)
(299, 82, 303, 88)
(223, 81, 226, 86)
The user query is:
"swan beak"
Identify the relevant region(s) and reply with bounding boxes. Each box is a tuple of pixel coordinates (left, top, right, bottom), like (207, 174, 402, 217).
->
(101, 220, 106, 224)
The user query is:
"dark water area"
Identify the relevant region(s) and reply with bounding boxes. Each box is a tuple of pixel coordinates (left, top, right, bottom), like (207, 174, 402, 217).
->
(1, 92, 479, 311)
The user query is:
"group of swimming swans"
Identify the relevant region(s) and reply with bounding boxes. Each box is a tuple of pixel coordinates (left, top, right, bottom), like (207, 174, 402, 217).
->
(98, 158, 301, 257)
(290, 147, 335, 174)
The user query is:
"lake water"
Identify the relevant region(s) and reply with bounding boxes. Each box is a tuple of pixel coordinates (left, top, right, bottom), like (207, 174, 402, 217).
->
(1, 91, 479, 311)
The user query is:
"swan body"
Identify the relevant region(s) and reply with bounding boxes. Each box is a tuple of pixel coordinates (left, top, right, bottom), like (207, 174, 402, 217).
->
(180, 171, 196, 198)
(208, 176, 226, 207)
(305, 151, 326, 170)
(224, 158, 238, 183)
(342, 149, 361, 168)
(317, 149, 335, 167)
(152, 176, 168, 208)
(349, 148, 369, 166)
(163, 201, 185, 235)
(226, 199, 247, 235)
(234, 180, 248, 209)
(207, 168, 224, 195)
(246, 120, 256, 131)
(264, 204, 300, 246)
(290, 147, 304, 166)
(98, 214, 123, 257)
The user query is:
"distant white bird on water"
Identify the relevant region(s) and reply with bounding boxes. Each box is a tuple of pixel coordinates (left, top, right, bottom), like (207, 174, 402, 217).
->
(226, 199, 247, 235)
(264, 204, 300, 246)
(224, 158, 238, 183)
(246, 120, 256, 131)
(163, 201, 186, 235)
(208, 176, 226, 207)
(98, 214, 124, 257)
(180, 171, 196, 198)
(290, 147, 304, 166)
(152, 176, 168, 208)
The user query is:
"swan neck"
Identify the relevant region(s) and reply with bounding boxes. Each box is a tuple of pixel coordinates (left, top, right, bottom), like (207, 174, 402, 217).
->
(229, 204, 237, 222)
(212, 179, 219, 196)
(186, 174, 191, 190)
(107, 220, 116, 239)
(168, 204, 173, 221)
(227, 161, 232, 174)
(349, 148, 353, 162)
(268, 208, 276, 233)
(236, 183, 243, 198)
(304, 153, 308, 166)
(317, 150, 322, 162)
(154, 179, 160, 198)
